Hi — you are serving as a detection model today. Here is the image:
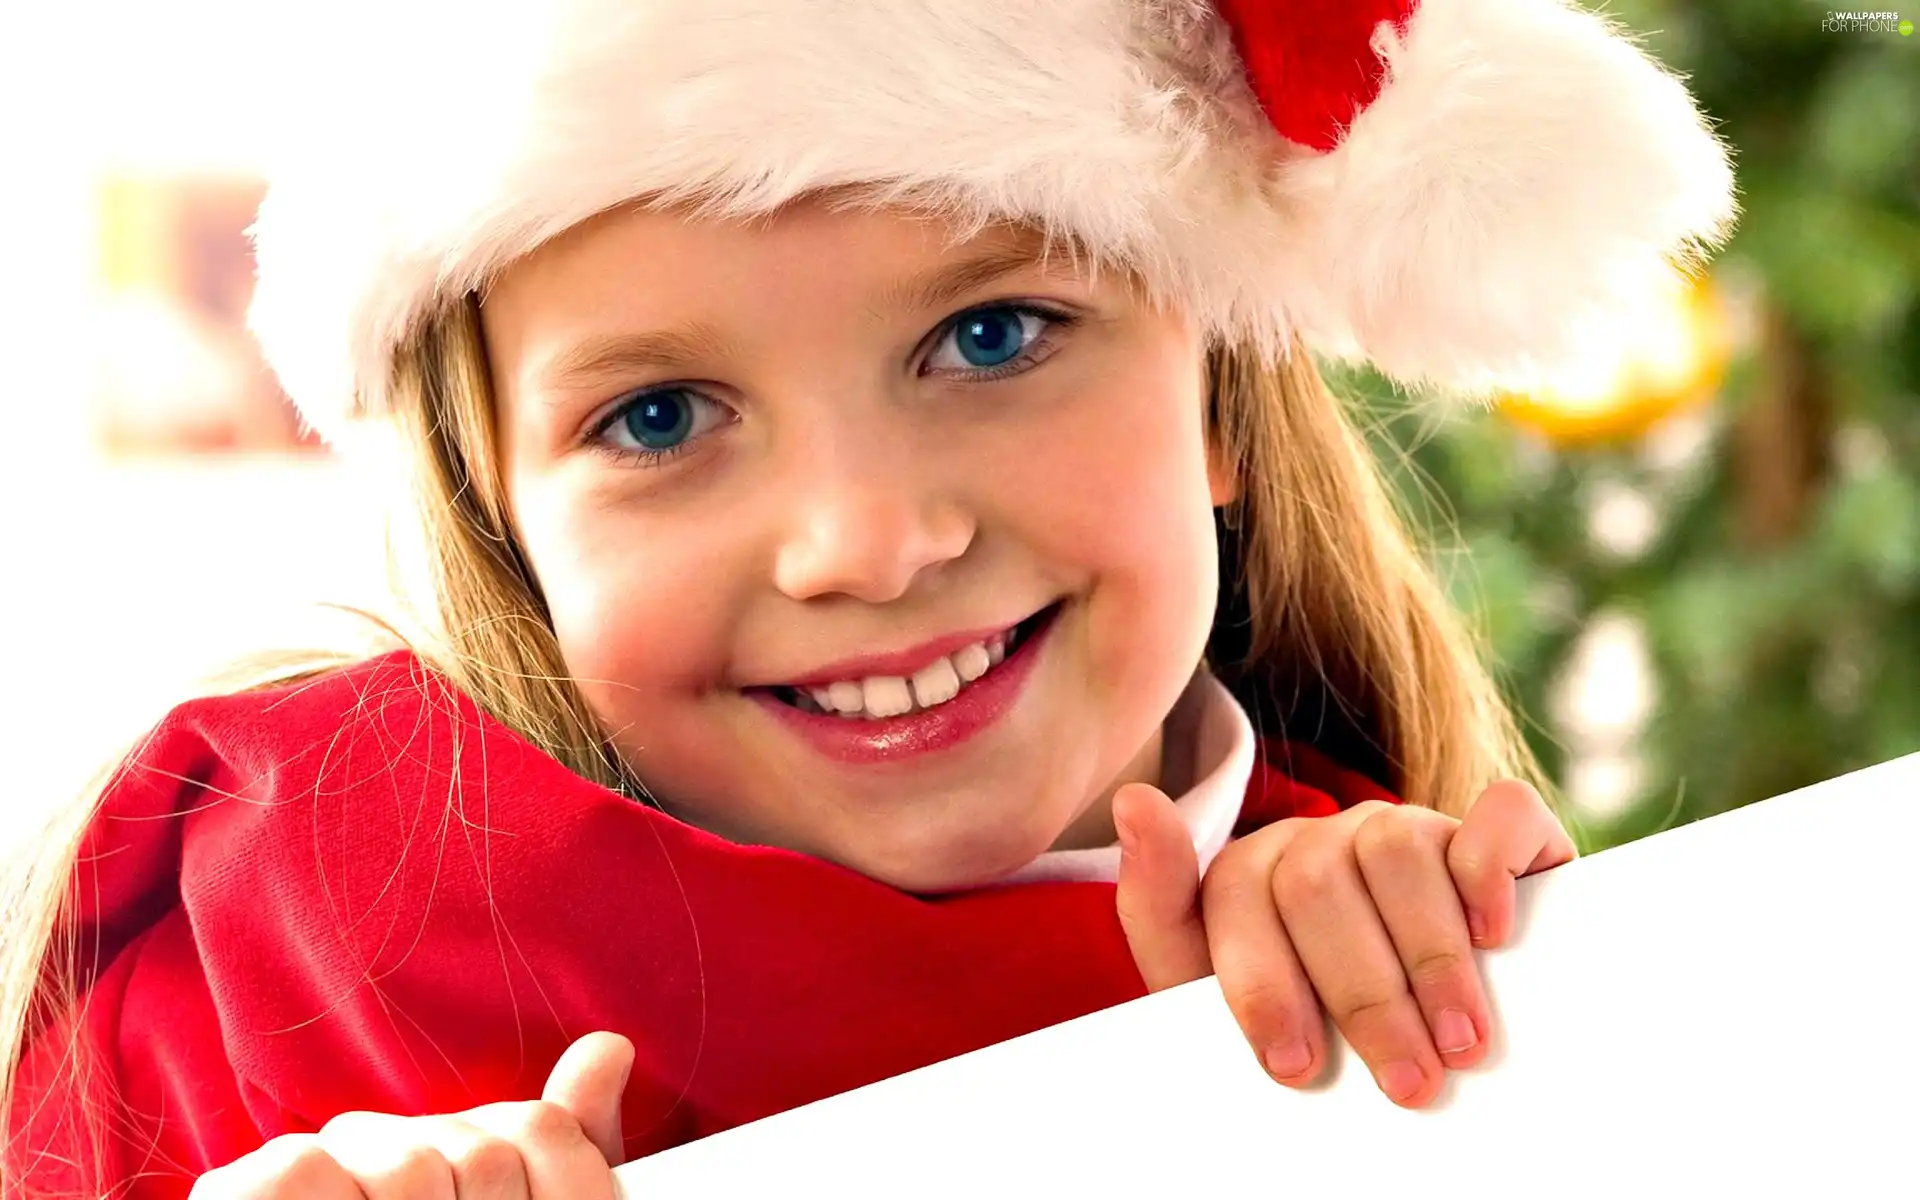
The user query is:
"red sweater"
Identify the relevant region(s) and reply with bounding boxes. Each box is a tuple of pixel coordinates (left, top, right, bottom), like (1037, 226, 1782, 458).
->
(6, 651, 1397, 1198)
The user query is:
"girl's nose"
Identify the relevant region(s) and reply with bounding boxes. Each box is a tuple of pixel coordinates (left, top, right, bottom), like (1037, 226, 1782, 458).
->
(771, 454, 976, 606)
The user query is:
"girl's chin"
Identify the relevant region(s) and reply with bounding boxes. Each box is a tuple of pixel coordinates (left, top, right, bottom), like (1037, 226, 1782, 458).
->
(659, 783, 1077, 891)
(822, 824, 1070, 895)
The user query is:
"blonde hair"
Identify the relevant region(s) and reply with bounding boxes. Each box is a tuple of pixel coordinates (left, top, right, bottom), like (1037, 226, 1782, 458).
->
(3, 288, 1544, 1196)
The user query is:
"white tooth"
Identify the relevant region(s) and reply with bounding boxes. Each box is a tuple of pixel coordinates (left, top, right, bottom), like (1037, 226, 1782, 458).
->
(827, 680, 865, 714)
(809, 687, 837, 712)
(953, 642, 991, 682)
(863, 676, 914, 718)
(987, 637, 1006, 666)
(911, 657, 961, 708)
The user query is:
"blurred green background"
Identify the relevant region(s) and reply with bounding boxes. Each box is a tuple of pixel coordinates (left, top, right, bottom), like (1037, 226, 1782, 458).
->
(1340, 1, 1919, 850)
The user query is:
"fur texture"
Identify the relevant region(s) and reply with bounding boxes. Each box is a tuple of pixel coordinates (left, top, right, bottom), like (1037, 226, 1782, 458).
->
(246, 0, 1737, 440)
(1276, 0, 1740, 396)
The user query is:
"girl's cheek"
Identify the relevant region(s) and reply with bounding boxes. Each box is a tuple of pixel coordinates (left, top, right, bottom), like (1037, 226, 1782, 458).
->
(1024, 344, 1217, 561)
(528, 502, 738, 692)
(1013, 375, 1220, 696)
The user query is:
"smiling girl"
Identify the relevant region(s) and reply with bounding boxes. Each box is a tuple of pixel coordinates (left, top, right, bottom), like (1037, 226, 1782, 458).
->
(486, 204, 1239, 892)
(3, 1, 1733, 1196)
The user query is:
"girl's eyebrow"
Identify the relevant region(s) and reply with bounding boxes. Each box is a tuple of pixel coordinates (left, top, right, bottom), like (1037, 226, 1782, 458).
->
(535, 321, 736, 397)
(869, 244, 1052, 319)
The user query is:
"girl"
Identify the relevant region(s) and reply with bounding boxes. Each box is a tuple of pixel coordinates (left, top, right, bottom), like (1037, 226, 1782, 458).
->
(3, 0, 1733, 1196)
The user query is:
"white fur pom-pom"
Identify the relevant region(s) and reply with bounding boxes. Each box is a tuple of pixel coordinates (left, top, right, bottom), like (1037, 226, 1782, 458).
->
(1275, 0, 1738, 399)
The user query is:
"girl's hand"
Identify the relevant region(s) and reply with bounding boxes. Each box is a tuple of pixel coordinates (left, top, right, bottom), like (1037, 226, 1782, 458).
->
(189, 1032, 634, 1198)
(1114, 779, 1575, 1108)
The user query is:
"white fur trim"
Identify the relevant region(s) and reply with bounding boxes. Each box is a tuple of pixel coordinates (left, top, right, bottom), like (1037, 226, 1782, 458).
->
(246, 0, 1735, 441)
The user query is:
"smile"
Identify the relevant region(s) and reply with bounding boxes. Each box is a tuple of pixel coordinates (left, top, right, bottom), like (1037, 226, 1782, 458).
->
(769, 605, 1055, 721)
(749, 601, 1063, 764)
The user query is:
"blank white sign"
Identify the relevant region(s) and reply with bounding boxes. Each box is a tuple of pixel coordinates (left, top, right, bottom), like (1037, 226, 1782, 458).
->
(615, 753, 1919, 1196)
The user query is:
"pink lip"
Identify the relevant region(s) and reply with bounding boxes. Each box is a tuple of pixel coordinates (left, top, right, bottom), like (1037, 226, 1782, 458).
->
(769, 618, 1028, 689)
(751, 605, 1058, 764)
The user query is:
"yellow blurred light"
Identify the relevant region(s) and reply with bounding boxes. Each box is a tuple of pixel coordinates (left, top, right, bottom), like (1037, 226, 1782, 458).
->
(1500, 275, 1733, 446)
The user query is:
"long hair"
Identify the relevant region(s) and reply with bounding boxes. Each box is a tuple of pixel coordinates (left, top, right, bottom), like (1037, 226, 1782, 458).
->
(1206, 341, 1542, 812)
(2, 290, 1543, 1196)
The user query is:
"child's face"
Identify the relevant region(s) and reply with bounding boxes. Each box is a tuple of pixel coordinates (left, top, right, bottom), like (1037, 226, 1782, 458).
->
(484, 199, 1229, 892)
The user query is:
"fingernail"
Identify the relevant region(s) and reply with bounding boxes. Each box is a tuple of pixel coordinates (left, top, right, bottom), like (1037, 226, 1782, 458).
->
(1264, 1040, 1311, 1080)
(1115, 815, 1138, 858)
(1376, 1060, 1425, 1104)
(1434, 1008, 1477, 1054)
(1468, 909, 1489, 944)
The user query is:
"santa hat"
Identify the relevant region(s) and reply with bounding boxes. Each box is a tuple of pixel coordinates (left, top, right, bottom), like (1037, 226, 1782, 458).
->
(248, 0, 1737, 443)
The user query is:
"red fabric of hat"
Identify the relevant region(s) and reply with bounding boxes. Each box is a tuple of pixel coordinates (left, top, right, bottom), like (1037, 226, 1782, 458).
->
(1217, 0, 1418, 152)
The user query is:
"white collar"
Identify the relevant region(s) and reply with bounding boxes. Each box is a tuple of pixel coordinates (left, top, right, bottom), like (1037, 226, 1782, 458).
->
(997, 672, 1255, 886)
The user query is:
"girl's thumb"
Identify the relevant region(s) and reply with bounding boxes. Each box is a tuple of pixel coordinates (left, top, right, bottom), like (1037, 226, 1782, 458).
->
(1112, 782, 1212, 991)
(542, 1031, 636, 1165)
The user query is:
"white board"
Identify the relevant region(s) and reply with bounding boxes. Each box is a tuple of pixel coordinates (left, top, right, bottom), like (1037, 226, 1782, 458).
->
(614, 753, 1920, 1196)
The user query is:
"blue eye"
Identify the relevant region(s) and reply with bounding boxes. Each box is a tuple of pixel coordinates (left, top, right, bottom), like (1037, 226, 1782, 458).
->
(596, 387, 729, 462)
(625, 393, 693, 448)
(927, 305, 1060, 375)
